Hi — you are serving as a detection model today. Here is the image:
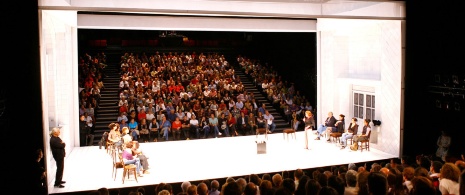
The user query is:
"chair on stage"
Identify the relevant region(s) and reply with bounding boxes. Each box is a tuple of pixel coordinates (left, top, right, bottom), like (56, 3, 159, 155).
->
(355, 131, 371, 152)
(282, 129, 296, 141)
(118, 153, 138, 184)
(112, 152, 124, 180)
(256, 127, 268, 140)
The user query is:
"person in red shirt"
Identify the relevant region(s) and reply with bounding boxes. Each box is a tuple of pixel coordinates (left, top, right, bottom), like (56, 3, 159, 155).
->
(227, 114, 237, 136)
(171, 117, 182, 140)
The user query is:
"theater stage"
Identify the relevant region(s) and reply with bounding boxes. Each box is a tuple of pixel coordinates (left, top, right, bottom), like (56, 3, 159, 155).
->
(48, 130, 396, 194)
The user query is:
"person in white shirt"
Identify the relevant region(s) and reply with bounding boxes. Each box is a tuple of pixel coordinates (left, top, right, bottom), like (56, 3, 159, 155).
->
(189, 115, 200, 139)
(263, 110, 276, 133)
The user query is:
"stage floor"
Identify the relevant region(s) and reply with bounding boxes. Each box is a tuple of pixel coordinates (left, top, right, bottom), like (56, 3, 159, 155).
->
(48, 130, 396, 194)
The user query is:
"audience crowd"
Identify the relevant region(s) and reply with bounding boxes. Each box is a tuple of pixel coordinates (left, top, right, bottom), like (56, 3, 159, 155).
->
(84, 154, 465, 195)
(102, 51, 314, 142)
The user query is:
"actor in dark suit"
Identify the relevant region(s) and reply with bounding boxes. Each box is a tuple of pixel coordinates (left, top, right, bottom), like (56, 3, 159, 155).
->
(50, 127, 66, 188)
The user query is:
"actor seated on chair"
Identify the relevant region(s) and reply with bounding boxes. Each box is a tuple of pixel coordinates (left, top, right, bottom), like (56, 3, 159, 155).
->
(315, 112, 337, 140)
(122, 141, 143, 177)
(108, 122, 123, 149)
(263, 110, 276, 133)
(350, 119, 371, 151)
(326, 114, 345, 142)
(340, 118, 359, 149)
(237, 112, 251, 135)
(131, 141, 150, 174)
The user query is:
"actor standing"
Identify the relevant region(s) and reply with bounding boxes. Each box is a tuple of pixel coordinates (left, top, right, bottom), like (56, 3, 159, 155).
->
(50, 127, 66, 188)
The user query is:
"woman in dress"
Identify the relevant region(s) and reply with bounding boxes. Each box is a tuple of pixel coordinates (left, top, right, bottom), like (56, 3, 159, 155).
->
(303, 110, 315, 149)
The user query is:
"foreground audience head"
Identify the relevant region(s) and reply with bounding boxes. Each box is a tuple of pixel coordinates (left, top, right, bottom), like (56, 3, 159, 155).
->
(221, 181, 242, 195)
(367, 172, 388, 195)
(272, 173, 283, 188)
(243, 182, 258, 195)
(197, 182, 208, 195)
(211, 180, 220, 191)
(181, 181, 192, 193)
(411, 176, 436, 195)
(187, 185, 197, 195)
(440, 162, 461, 182)
(281, 178, 296, 194)
(259, 180, 274, 195)
(235, 178, 247, 193)
(318, 186, 338, 195)
(345, 170, 358, 187)
(305, 179, 321, 195)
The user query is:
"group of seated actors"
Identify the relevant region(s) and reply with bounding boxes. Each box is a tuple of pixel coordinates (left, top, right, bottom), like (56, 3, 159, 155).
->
(314, 111, 372, 151)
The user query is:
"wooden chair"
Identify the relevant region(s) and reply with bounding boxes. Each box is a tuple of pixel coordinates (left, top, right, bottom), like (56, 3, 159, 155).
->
(256, 127, 268, 140)
(106, 141, 115, 154)
(118, 153, 138, 184)
(357, 131, 371, 152)
(282, 129, 296, 141)
(112, 151, 124, 180)
(329, 132, 342, 143)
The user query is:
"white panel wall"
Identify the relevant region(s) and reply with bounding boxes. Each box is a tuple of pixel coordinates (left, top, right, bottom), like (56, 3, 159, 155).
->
(40, 10, 79, 187)
(317, 18, 403, 157)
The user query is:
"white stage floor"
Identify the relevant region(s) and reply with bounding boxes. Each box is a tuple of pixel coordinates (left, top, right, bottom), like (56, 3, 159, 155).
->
(49, 131, 396, 194)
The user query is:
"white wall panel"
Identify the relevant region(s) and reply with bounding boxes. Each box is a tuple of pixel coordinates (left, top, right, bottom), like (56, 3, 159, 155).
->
(318, 18, 403, 157)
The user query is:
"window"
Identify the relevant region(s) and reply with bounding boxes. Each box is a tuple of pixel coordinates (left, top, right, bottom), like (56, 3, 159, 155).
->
(353, 92, 375, 121)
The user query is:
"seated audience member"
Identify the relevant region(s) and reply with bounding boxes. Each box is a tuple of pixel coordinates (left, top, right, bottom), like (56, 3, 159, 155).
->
(189, 115, 200, 139)
(171, 116, 182, 140)
(139, 118, 150, 142)
(209, 180, 221, 195)
(367, 172, 388, 195)
(439, 162, 460, 195)
(122, 142, 143, 177)
(149, 118, 160, 142)
(227, 113, 238, 136)
(159, 116, 172, 141)
(315, 111, 337, 140)
(128, 118, 139, 141)
(237, 112, 250, 135)
(181, 115, 191, 140)
(208, 113, 221, 138)
(199, 116, 211, 138)
(218, 113, 230, 137)
(350, 119, 371, 151)
(344, 170, 358, 195)
(411, 176, 436, 195)
(263, 110, 276, 133)
(256, 111, 266, 128)
(340, 118, 359, 149)
(197, 182, 209, 195)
